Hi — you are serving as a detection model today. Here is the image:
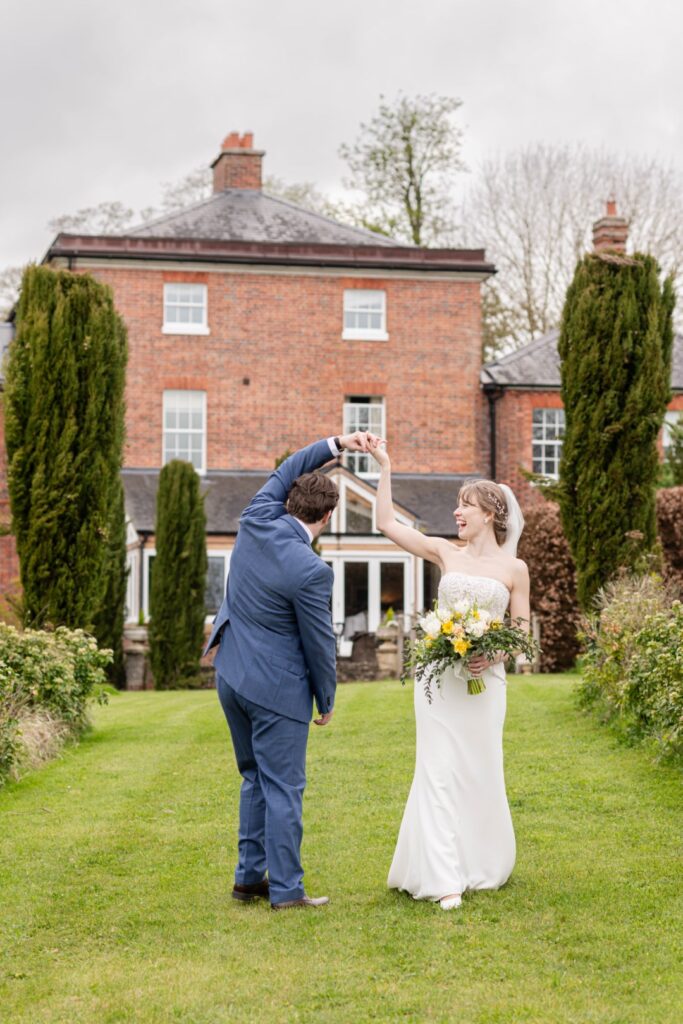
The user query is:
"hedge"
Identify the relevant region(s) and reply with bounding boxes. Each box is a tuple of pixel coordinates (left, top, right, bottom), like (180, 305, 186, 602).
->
(0, 625, 111, 784)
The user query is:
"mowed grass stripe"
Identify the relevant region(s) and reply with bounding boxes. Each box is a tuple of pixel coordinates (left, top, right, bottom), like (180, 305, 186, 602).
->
(0, 678, 680, 1024)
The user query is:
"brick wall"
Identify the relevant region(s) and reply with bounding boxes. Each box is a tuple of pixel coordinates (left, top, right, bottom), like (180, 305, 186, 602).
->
(493, 389, 565, 508)
(85, 265, 486, 476)
(494, 389, 683, 510)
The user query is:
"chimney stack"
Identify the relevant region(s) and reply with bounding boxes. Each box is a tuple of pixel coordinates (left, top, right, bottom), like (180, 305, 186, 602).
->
(211, 132, 264, 192)
(592, 199, 629, 254)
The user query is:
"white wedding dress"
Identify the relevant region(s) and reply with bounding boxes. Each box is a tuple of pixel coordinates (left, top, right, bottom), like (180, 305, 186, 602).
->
(388, 571, 516, 901)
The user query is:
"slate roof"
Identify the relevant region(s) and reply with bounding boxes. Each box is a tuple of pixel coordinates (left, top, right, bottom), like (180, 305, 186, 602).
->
(481, 328, 683, 391)
(122, 469, 471, 538)
(128, 189, 402, 247)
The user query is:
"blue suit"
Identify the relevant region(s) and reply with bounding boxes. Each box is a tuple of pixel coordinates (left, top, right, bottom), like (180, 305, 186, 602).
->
(207, 439, 338, 903)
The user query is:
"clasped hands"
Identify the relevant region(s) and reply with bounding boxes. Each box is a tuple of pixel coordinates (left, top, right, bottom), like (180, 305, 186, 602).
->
(338, 430, 386, 453)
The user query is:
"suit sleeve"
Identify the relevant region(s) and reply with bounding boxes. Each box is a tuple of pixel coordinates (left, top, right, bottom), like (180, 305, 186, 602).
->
(241, 438, 338, 523)
(292, 562, 337, 717)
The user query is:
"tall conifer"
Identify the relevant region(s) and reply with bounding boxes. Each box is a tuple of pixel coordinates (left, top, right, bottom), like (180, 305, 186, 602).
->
(149, 460, 207, 689)
(5, 266, 128, 641)
(558, 252, 674, 608)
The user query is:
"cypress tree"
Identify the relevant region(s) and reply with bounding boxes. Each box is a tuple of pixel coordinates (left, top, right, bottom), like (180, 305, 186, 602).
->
(91, 478, 128, 686)
(558, 251, 674, 609)
(4, 265, 128, 633)
(149, 460, 207, 689)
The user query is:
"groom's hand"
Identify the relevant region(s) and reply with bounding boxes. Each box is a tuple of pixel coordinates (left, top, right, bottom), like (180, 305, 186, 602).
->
(314, 710, 334, 726)
(339, 430, 384, 452)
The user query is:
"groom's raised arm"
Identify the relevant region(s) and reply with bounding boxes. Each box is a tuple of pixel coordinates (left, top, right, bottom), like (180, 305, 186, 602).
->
(241, 437, 342, 523)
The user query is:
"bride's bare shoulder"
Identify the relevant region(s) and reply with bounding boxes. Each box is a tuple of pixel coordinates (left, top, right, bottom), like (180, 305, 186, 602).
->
(499, 553, 529, 576)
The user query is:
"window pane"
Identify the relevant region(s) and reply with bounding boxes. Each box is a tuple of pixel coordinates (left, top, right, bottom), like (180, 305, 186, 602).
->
(205, 557, 225, 615)
(381, 562, 404, 615)
(346, 494, 373, 533)
(344, 562, 368, 626)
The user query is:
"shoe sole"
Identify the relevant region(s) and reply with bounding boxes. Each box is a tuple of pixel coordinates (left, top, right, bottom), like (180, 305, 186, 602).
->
(232, 891, 269, 902)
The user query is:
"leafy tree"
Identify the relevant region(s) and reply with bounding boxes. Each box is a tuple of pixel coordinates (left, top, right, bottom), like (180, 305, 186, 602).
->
(0, 266, 24, 318)
(48, 201, 137, 236)
(5, 265, 128, 634)
(558, 250, 675, 609)
(339, 93, 465, 245)
(149, 460, 207, 689)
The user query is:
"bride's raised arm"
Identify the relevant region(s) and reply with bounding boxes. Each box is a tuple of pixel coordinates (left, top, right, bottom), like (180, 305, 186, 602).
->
(368, 439, 451, 569)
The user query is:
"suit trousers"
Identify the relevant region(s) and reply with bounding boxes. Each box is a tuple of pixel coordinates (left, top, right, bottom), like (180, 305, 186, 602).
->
(216, 674, 309, 904)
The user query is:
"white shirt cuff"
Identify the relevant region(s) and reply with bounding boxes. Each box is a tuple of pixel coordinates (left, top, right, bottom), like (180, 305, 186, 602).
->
(327, 436, 342, 458)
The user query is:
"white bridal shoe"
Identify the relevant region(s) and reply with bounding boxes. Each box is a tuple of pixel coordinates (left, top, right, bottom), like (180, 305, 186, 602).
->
(439, 895, 462, 910)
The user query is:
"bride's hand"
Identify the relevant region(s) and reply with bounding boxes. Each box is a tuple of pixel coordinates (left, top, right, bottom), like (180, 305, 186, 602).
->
(468, 652, 504, 676)
(367, 436, 390, 467)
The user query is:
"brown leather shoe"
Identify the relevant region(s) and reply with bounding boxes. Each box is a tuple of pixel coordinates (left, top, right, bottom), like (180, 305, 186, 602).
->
(232, 879, 270, 902)
(271, 895, 329, 910)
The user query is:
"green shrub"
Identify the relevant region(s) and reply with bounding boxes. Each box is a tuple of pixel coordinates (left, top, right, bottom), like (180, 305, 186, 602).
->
(579, 573, 683, 762)
(0, 625, 111, 784)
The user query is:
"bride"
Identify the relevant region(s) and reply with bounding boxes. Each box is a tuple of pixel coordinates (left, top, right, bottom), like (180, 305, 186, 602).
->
(368, 439, 530, 910)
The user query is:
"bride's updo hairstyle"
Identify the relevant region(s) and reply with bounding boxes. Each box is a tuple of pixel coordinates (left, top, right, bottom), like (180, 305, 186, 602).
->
(459, 479, 509, 547)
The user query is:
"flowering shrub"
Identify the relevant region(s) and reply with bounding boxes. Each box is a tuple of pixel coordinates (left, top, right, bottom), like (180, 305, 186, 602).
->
(579, 573, 683, 762)
(0, 625, 111, 784)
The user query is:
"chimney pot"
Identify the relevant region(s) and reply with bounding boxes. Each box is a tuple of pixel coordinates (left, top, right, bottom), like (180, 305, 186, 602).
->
(212, 131, 264, 192)
(592, 198, 628, 254)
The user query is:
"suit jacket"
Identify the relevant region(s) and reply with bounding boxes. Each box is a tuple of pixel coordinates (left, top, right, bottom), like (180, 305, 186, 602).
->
(206, 439, 337, 723)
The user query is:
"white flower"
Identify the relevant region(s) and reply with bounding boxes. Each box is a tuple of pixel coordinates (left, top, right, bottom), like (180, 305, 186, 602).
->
(419, 611, 442, 638)
(465, 620, 486, 638)
(452, 598, 471, 617)
(478, 608, 493, 626)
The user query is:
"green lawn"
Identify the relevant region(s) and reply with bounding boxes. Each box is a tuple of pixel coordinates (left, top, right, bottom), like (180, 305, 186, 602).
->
(0, 677, 681, 1024)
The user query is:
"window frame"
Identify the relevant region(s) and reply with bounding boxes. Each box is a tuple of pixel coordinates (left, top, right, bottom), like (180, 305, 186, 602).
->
(531, 407, 565, 480)
(162, 282, 210, 336)
(162, 389, 207, 475)
(342, 289, 389, 341)
(343, 397, 386, 478)
(143, 547, 231, 623)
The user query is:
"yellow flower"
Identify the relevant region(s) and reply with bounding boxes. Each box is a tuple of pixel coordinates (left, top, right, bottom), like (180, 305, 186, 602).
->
(425, 638, 433, 648)
(452, 637, 471, 655)
(490, 620, 502, 630)
(441, 619, 454, 635)
(471, 609, 480, 620)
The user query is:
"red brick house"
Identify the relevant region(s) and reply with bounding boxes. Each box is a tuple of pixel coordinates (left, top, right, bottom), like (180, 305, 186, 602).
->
(482, 204, 683, 507)
(0, 133, 494, 637)
(3, 147, 681, 648)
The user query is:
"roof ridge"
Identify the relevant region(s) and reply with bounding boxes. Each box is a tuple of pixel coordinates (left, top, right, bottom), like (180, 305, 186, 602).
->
(259, 190, 405, 247)
(484, 329, 560, 370)
(127, 191, 225, 235)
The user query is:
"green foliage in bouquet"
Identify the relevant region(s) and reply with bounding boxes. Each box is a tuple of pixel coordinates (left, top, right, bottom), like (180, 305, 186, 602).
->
(558, 251, 674, 610)
(405, 602, 540, 702)
(149, 460, 207, 689)
(579, 572, 683, 762)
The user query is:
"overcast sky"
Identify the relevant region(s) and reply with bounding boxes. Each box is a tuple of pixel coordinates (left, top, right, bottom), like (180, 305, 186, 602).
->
(2, 0, 682, 270)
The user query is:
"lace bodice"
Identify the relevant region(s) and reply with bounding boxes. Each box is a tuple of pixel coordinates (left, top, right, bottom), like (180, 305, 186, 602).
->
(438, 571, 510, 620)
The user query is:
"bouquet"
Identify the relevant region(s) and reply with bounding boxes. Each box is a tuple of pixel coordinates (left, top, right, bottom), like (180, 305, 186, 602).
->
(407, 598, 540, 702)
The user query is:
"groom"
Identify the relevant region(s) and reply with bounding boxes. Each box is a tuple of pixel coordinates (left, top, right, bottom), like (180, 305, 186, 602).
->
(206, 431, 380, 910)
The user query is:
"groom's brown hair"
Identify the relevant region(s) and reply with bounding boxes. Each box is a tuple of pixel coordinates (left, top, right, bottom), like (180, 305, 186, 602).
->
(286, 472, 339, 524)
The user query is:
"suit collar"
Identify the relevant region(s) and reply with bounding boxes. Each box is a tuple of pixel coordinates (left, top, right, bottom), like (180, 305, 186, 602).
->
(283, 514, 313, 545)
